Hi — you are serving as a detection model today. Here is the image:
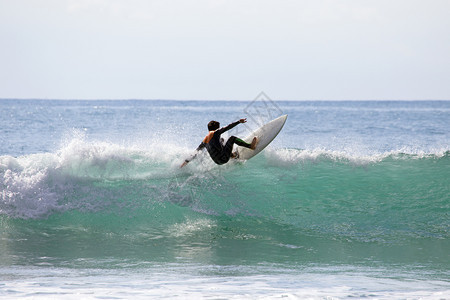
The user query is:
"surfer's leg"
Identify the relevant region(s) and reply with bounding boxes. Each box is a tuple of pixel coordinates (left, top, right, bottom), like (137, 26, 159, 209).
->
(219, 136, 255, 163)
(218, 136, 243, 163)
(229, 136, 252, 149)
(233, 136, 258, 150)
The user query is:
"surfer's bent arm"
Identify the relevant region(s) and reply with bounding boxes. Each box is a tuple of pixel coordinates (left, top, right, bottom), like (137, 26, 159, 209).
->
(216, 118, 247, 135)
(180, 143, 206, 167)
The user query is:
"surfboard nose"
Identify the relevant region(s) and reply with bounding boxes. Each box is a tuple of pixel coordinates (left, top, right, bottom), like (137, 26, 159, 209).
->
(236, 114, 287, 160)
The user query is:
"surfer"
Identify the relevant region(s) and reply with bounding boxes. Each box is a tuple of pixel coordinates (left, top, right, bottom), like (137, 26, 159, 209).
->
(180, 118, 258, 168)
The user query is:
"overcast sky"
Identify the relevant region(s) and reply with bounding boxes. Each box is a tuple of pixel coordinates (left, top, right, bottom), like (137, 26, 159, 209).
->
(1, 0, 449, 100)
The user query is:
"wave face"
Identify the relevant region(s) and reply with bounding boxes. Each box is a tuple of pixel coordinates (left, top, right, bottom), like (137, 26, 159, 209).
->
(0, 100, 449, 272)
(1, 137, 448, 267)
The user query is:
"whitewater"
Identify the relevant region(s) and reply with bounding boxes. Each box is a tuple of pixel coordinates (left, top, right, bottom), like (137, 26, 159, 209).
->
(1, 99, 449, 299)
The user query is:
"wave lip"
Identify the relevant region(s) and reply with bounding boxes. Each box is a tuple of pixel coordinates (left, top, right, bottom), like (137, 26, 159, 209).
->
(264, 147, 450, 166)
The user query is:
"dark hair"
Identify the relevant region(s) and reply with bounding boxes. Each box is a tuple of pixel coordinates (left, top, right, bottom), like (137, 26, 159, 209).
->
(208, 120, 220, 131)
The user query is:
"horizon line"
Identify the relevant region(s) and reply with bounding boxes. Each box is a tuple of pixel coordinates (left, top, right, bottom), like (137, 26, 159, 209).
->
(1, 98, 449, 102)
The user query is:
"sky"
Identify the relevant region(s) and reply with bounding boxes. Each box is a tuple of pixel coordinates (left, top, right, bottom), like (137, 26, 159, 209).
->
(0, 0, 449, 100)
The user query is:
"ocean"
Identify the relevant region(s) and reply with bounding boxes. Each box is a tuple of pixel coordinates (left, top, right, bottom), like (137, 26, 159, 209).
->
(1, 99, 449, 299)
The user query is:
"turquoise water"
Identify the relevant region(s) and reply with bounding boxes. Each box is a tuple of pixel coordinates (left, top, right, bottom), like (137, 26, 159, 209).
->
(1, 100, 449, 298)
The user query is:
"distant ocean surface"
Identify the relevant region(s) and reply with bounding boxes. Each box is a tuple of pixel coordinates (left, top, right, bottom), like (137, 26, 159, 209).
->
(1, 99, 449, 299)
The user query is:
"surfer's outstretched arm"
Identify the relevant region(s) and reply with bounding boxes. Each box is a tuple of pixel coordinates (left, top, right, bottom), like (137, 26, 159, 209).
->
(216, 118, 247, 135)
(180, 143, 205, 168)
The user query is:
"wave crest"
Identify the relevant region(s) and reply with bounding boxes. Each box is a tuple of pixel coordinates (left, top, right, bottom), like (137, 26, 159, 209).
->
(1, 137, 448, 223)
(264, 147, 449, 167)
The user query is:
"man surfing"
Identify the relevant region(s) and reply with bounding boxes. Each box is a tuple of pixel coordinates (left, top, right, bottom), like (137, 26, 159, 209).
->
(180, 118, 258, 168)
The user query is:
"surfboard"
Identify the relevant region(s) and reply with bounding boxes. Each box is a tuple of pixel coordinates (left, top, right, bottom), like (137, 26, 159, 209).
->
(235, 114, 287, 160)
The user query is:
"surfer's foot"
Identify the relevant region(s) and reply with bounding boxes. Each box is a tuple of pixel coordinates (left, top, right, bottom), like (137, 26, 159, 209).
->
(250, 137, 258, 150)
(231, 151, 239, 159)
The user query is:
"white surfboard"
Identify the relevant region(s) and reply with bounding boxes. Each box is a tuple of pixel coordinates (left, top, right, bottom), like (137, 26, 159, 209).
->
(235, 114, 287, 160)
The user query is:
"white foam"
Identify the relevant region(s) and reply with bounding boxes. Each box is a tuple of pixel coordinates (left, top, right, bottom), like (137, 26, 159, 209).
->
(264, 147, 448, 167)
(1, 265, 448, 299)
(0, 133, 191, 219)
(1, 152, 61, 218)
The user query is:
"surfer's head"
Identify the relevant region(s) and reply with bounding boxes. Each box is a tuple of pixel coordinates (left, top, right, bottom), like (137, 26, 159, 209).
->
(208, 120, 220, 131)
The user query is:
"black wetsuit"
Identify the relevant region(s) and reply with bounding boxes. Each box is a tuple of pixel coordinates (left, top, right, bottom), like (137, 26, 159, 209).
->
(189, 121, 252, 165)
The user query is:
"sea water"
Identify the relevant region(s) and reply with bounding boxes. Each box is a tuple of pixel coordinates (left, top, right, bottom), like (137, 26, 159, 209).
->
(0, 99, 449, 299)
